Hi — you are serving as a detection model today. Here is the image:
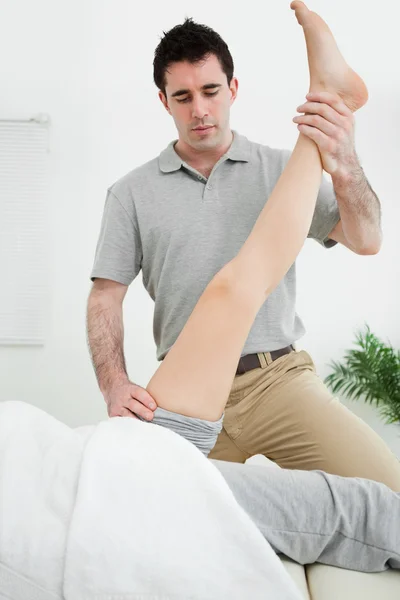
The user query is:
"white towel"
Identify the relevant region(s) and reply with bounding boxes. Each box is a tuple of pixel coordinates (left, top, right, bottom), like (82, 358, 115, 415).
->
(0, 401, 84, 599)
(0, 400, 302, 600)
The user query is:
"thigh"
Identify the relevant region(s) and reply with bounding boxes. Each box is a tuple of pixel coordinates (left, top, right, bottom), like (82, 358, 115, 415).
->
(211, 459, 400, 571)
(208, 427, 249, 463)
(234, 350, 400, 492)
(146, 269, 263, 422)
(278, 352, 400, 491)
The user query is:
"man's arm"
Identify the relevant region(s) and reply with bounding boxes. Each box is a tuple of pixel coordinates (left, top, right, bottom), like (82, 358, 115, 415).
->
(328, 165, 382, 254)
(87, 278, 129, 394)
(87, 278, 157, 420)
(293, 91, 382, 255)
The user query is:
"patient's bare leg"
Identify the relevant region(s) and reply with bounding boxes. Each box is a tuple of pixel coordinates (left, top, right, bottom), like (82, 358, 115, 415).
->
(147, 136, 322, 423)
(146, 3, 368, 423)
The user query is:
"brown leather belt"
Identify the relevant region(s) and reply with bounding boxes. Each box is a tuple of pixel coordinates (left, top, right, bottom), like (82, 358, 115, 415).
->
(236, 345, 294, 375)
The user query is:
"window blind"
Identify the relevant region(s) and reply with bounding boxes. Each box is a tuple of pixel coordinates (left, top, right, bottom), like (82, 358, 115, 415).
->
(0, 116, 50, 345)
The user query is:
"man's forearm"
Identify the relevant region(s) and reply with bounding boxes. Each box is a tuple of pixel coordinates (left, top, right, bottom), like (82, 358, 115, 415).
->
(87, 294, 128, 394)
(332, 164, 382, 254)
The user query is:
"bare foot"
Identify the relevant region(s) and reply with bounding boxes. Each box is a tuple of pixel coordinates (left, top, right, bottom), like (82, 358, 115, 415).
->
(290, 1, 368, 112)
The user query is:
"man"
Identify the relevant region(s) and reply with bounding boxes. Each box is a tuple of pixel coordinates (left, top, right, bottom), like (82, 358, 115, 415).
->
(87, 17, 400, 490)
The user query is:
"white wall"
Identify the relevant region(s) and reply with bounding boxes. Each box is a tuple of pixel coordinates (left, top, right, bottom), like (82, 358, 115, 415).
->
(1, 0, 399, 455)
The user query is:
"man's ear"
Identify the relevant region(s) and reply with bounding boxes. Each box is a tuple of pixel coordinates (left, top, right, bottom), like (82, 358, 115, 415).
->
(158, 91, 172, 115)
(229, 77, 239, 105)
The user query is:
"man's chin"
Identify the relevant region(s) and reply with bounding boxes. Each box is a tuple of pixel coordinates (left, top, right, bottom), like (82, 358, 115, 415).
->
(190, 127, 219, 143)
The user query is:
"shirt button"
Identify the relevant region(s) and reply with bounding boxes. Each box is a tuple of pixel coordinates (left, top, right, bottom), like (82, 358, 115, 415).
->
(207, 184, 213, 190)
(197, 175, 202, 180)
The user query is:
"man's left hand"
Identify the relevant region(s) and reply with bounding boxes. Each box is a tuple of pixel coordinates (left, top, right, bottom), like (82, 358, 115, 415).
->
(293, 91, 358, 177)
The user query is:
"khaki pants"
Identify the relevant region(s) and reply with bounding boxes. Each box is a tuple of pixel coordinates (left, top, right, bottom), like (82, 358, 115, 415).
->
(208, 349, 400, 492)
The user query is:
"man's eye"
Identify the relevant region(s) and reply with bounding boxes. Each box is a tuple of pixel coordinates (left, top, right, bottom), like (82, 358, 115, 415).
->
(177, 91, 218, 104)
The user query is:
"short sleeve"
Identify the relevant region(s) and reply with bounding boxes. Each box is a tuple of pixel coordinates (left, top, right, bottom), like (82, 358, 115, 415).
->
(90, 189, 142, 285)
(279, 149, 340, 249)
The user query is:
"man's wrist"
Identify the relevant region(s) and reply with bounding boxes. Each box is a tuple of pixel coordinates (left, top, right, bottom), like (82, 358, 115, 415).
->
(331, 160, 362, 191)
(99, 372, 129, 395)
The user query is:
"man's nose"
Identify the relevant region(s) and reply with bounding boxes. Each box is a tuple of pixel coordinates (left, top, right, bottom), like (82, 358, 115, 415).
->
(191, 96, 209, 120)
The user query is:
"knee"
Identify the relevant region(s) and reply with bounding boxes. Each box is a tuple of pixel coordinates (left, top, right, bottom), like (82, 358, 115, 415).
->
(209, 262, 237, 293)
(210, 262, 264, 308)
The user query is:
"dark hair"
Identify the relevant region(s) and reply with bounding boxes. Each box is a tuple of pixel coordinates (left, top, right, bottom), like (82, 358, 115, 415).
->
(153, 17, 234, 97)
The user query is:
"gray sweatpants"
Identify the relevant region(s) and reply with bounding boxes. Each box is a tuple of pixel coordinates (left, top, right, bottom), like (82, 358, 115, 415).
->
(146, 406, 400, 573)
(212, 459, 400, 573)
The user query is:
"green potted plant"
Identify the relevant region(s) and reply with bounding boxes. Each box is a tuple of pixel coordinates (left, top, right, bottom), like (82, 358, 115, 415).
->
(324, 325, 400, 426)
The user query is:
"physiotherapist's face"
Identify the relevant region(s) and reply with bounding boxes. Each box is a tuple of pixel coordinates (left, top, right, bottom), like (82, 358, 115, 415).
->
(159, 53, 238, 150)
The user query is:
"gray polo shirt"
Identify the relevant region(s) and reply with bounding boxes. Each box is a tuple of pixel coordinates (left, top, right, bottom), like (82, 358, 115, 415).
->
(91, 130, 340, 361)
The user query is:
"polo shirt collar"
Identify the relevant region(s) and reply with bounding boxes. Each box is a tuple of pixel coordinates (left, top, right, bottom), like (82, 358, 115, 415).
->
(159, 129, 251, 173)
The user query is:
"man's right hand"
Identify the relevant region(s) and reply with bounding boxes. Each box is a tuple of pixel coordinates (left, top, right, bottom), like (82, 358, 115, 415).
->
(104, 379, 157, 421)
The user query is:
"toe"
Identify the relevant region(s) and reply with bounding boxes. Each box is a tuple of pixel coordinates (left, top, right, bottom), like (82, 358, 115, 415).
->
(290, 1, 309, 25)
